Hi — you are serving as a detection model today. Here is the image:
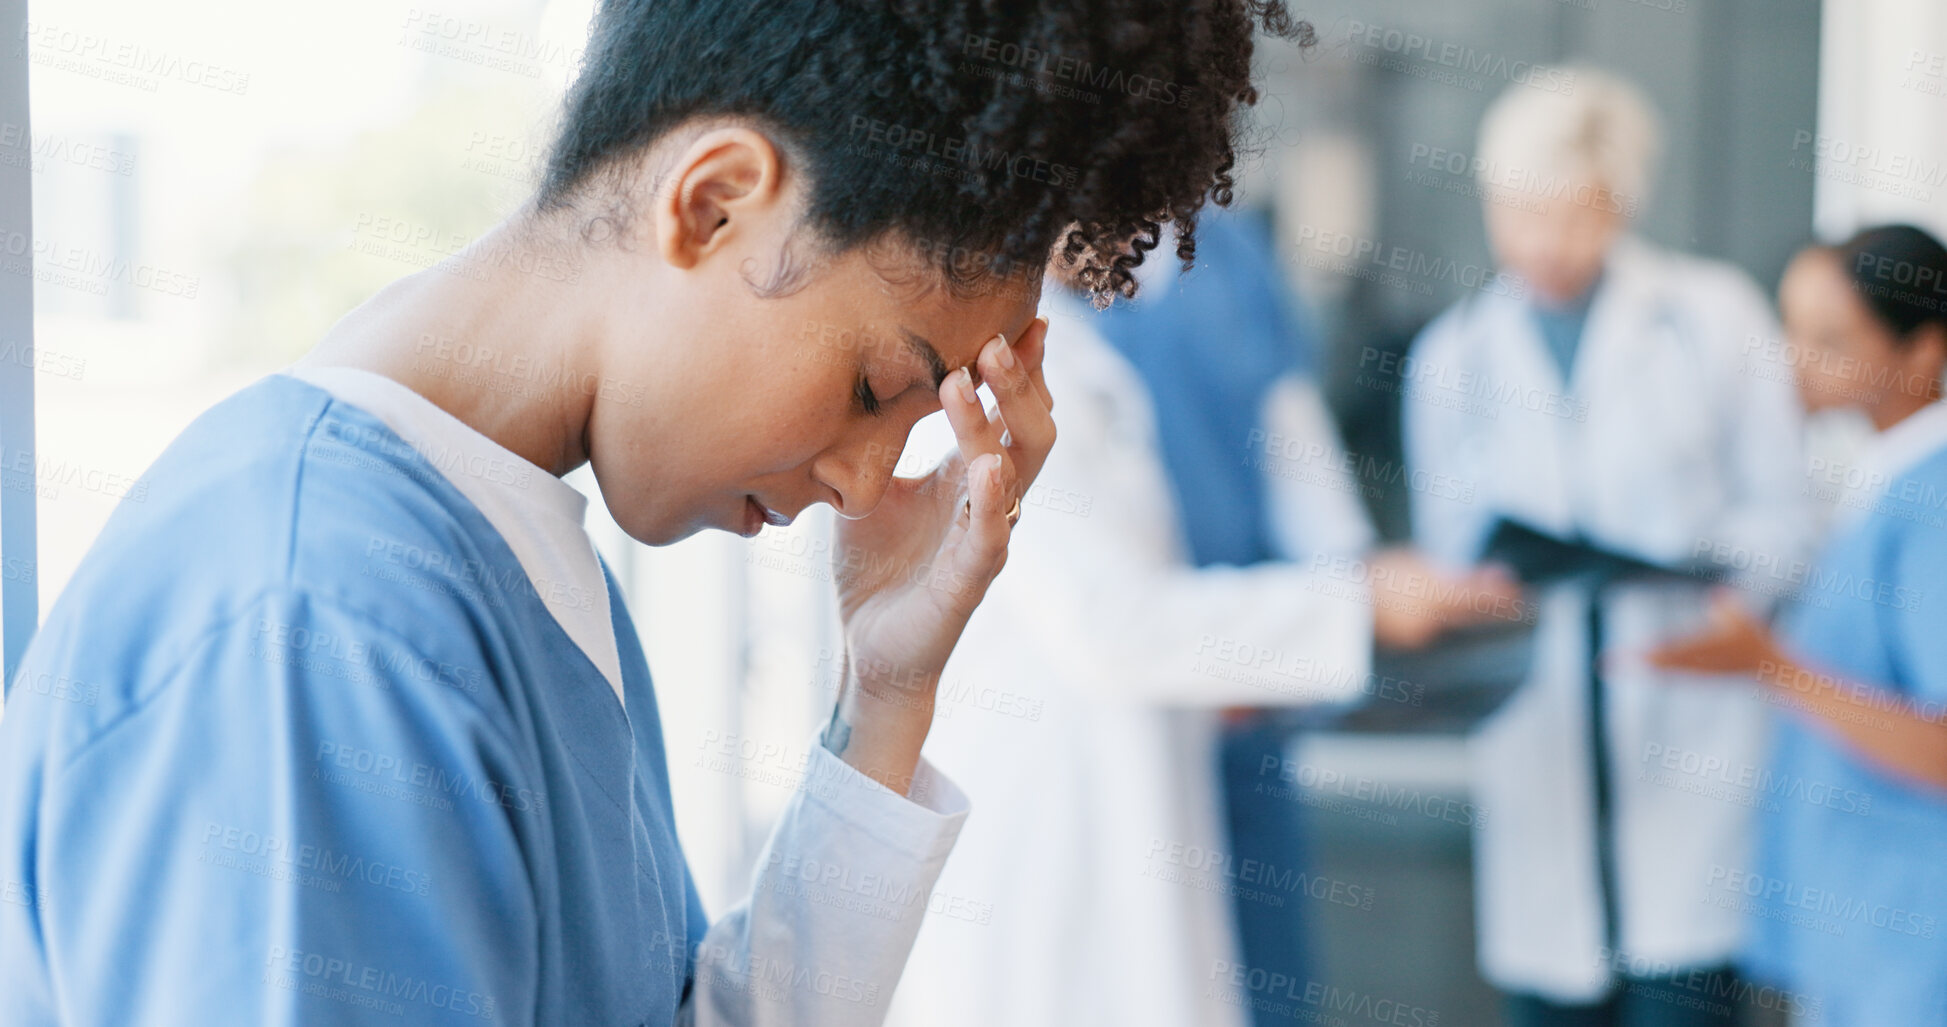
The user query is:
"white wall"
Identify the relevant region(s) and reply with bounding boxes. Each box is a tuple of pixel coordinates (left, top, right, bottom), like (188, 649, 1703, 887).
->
(1814, 0, 1947, 239)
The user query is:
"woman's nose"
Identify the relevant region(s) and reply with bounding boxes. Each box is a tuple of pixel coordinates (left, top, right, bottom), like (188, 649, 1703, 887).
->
(820, 437, 903, 520)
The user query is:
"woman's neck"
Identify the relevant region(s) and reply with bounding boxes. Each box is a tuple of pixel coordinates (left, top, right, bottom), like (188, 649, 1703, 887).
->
(299, 217, 619, 477)
(1872, 381, 1944, 432)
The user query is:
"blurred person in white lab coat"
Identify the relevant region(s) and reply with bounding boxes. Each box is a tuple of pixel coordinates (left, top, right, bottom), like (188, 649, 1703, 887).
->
(1403, 69, 1815, 1024)
(886, 210, 1514, 1027)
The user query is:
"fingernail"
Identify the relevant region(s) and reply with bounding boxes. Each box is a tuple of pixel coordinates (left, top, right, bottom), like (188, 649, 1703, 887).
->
(957, 366, 978, 404)
(996, 336, 1018, 370)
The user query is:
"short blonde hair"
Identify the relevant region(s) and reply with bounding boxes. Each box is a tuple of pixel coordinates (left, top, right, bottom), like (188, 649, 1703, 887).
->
(1475, 66, 1661, 213)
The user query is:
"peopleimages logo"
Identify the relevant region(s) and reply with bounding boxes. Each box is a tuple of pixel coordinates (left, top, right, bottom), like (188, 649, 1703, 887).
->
(960, 33, 1189, 105)
(1706, 865, 1938, 938)
(1291, 225, 1526, 300)
(846, 116, 1080, 189)
(264, 945, 498, 1020)
(1324, 18, 1576, 95)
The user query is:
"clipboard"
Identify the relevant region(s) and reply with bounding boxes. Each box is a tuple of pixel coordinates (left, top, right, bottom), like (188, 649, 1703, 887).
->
(1296, 519, 1708, 734)
(1478, 518, 1704, 587)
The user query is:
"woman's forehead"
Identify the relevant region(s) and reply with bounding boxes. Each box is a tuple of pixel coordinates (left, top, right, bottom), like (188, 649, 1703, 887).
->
(894, 277, 1040, 347)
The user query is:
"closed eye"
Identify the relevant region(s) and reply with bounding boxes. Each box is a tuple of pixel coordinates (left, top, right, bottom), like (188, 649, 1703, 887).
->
(854, 373, 885, 417)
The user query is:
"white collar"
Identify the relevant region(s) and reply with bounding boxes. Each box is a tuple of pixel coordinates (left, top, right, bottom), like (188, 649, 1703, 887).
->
(1864, 400, 1947, 491)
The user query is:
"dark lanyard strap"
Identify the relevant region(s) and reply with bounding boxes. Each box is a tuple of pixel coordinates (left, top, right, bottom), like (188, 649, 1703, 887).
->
(1587, 584, 1621, 966)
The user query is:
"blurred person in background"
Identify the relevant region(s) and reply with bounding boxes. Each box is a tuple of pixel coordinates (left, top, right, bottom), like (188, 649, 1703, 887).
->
(1101, 207, 1369, 1027)
(889, 209, 1513, 1027)
(1652, 225, 1947, 1025)
(1403, 68, 1815, 1025)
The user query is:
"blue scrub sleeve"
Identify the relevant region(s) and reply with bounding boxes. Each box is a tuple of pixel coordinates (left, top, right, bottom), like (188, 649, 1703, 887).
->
(1894, 522, 1947, 707)
(35, 589, 541, 1026)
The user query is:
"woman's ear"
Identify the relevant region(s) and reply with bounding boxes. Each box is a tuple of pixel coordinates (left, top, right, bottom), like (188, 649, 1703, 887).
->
(1905, 322, 1947, 399)
(650, 126, 787, 271)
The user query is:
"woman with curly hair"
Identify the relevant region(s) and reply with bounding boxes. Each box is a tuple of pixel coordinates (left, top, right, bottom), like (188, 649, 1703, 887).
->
(0, 1, 1307, 1025)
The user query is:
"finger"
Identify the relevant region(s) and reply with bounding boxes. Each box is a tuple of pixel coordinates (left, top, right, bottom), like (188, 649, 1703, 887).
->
(1475, 561, 1520, 587)
(936, 357, 1010, 531)
(1703, 595, 1749, 638)
(1644, 642, 1719, 672)
(980, 320, 1056, 486)
(1643, 643, 1688, 669)
(1709, 587, 1760, 626)
(940, 452, 1015, 602)
(1013, 315, 1054, 414)
(1459, 566, 1519, 597)
(938, 357, 1005, 459)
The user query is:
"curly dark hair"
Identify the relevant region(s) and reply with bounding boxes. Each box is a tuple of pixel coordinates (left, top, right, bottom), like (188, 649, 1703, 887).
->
(535, 0, 1311, 306)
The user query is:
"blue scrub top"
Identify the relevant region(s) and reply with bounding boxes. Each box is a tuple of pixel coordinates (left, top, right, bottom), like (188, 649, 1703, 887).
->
(1744, 444, 1947, 1022)
(0, 375, 709, 1025)
(1092, 208, 1312, 570)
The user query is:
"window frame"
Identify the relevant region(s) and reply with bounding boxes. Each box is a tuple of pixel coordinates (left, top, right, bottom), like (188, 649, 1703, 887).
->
(1, 0, 35, 695)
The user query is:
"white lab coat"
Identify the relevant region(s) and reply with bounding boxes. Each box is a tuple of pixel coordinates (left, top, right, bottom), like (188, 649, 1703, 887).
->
(1402, 235, 1815, 1001)
(886, 289, 1376, 1027)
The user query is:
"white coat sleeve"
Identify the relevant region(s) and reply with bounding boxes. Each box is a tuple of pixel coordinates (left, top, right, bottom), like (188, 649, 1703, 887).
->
(1399, 312, 1494, 568)
(1258, 372, 1379, 563)
(969, 349, 1376, 710)
(678, 737, 969, 1026)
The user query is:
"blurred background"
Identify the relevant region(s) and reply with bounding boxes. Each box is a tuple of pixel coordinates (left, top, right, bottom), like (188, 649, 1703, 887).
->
(5, 0, 1946, 1023)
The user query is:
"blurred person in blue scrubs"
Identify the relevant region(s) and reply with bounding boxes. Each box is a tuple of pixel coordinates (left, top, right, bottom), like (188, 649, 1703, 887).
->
(1403, 67, 1815, 1025)
(0, 1, 1321, 1024)
(889, 209, 1512, 1027)
(1104, 208, 1355, 1027)
(1653, 224, 1947, 1025)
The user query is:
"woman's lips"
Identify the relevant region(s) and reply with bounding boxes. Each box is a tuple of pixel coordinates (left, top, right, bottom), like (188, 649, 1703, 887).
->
(743, 496, 792, 537)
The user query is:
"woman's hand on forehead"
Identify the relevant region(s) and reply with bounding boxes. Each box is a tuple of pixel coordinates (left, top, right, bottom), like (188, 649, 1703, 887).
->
(815, 314, 1054, 796)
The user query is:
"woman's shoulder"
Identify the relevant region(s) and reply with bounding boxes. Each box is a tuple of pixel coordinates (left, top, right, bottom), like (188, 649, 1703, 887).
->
(1412, 287, 1515, 353)
(1616, 236, 1770, 317)
(78, 374, 499, 591)
(43, 374, 524, 688)
(1878, 443, 1947, 532)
